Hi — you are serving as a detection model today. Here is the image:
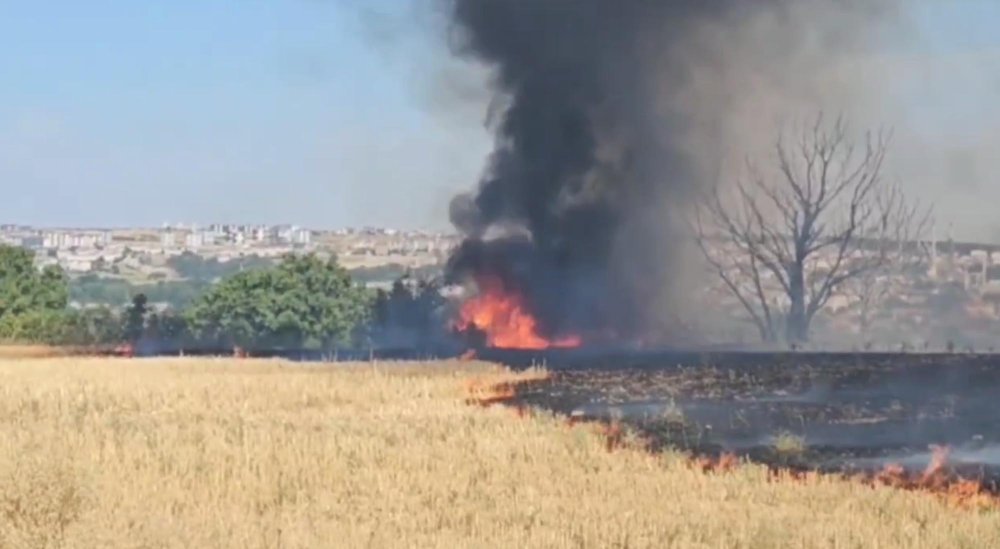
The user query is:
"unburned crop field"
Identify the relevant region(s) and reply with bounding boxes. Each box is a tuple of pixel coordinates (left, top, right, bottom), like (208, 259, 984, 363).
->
(503, 351, 1000, 489)
(0, 356, 999, 548)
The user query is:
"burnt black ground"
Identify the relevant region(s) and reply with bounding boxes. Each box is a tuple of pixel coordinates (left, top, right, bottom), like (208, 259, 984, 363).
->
(482, 349, 1000, 488)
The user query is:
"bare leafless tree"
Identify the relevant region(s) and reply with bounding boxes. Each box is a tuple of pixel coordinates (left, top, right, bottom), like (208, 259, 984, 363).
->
(693, 114, 929, 344)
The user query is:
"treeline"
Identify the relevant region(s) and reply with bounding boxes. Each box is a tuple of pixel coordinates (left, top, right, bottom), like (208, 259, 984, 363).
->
(70, 275, 212, 309)
(0, 245, 450, 352)
(71, 257, 443, 310)
(71, 252, 278, 309)
(349, 263, 442, 284)
(166, 252, 276, 281)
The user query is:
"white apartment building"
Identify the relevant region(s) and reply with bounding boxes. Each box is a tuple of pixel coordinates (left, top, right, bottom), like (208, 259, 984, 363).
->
(160, 231, 177, 248)
(42, 231, 111, 249)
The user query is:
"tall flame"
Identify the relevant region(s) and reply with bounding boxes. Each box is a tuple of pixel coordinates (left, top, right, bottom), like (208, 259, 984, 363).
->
(457, 277, 582, 350)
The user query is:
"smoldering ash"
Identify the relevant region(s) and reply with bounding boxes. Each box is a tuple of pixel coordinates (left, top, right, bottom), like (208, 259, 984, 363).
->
(443, 0, 897, 345)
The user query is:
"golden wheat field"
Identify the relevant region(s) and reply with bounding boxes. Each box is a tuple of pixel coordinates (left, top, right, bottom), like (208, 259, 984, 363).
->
(0, 358, 998, 548)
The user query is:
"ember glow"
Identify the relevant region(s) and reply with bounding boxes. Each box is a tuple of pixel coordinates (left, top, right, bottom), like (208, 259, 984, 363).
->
(457, 278, 582, 350)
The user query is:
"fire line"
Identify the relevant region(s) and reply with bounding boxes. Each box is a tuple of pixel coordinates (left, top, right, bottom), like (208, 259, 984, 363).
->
(457, 277, 582, 350)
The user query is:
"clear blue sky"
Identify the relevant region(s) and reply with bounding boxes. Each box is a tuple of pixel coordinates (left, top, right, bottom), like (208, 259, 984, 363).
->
(1, 1, 999, 234)
(0, 0, 488, 230)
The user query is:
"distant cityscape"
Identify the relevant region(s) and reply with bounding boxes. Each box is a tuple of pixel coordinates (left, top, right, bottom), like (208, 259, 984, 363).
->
(6, 222, 1000, 348)
(700, 235, 1000, 349)
(0, 223, 461, 278)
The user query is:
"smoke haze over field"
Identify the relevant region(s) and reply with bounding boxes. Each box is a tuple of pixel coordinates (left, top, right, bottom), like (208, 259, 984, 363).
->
(438, 0, 906, 343)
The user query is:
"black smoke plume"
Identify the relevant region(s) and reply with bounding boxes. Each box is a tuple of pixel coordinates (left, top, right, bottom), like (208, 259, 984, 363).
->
(443, 0, 897, 344)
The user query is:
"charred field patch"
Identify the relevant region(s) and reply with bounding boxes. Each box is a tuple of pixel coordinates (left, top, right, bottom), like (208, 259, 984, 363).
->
(484, 350, 1000, 491)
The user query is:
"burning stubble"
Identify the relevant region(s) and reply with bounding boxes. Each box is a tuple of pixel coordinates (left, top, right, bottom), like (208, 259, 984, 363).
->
(440, 0, 904, 346)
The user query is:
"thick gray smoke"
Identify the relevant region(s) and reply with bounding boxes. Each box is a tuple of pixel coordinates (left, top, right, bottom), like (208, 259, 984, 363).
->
(443, 0, 900, 344)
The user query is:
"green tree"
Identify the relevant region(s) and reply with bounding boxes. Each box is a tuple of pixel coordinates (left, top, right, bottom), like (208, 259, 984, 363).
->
(0, 310, 69, 343)
(123, 294, 149, 343)
(185, 254, 369, 350)
(158, 313, 190, 345)
(70, 275, 212, 309)
(168, 251, 275, 281)
(59, 307, 124, 345)
(0, 245, 71, 343)
(69, 274, 131, 306)
(369, 277, 446, 349)
(0, 245, 67, 318)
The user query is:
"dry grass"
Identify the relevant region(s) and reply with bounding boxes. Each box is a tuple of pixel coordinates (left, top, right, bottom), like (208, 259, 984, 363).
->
(0, 345, 73, 359)
(773, 430, 808, 457)
(0, 358, 997, 548)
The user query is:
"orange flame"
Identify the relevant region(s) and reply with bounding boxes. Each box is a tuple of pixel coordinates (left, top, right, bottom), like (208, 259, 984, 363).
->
(871, 445, 993, 508)
(463, 369, 551, 407)
(457, 277, 582, 350)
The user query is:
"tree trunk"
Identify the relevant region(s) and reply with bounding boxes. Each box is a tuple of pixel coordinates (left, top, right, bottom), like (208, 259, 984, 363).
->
(786, 263, 809, 343)
(756, 321, 776, 344)
(859, 305, 871, 335)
